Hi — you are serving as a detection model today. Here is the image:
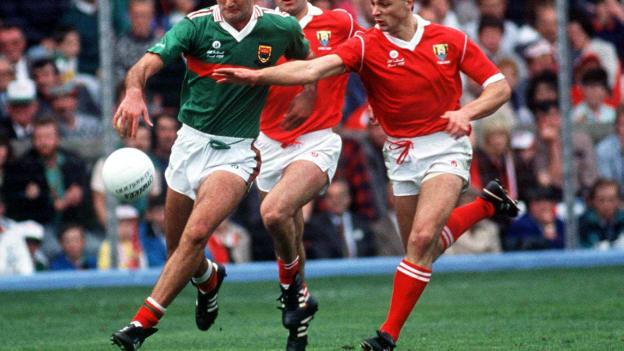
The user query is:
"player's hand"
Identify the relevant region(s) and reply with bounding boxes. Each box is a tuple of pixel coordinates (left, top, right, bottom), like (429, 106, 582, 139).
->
(212, 68, 260, 85)
(441, 109, 471, 139)
(112, 88, 153, 139)
(281, 89, 316, 130)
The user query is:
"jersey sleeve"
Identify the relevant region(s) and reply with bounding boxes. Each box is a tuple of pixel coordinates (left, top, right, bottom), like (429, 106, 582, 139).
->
(148, 18, 197, 65)
(459, 34, 504, 87)
(333, 34, 364, 72)
(284, 17, 310, 60)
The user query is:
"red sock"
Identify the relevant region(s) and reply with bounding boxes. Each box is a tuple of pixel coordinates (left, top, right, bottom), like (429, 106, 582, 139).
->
(277, 256, 300, 288)
(380, 259, 431, 341)
(196, 264, 219, 294)
(439, 197, 495, 250)
(132, 297, 166, 329)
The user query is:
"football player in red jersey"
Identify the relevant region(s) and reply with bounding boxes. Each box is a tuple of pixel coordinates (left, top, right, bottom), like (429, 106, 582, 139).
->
(257, 0, 361, 349)
(214, 0, 519, 349)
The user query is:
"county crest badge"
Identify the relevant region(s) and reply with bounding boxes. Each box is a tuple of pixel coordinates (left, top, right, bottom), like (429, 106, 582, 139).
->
(433, 43, 449, 63)
(257, 44, 272, 64)
(316, 30, 331, 47)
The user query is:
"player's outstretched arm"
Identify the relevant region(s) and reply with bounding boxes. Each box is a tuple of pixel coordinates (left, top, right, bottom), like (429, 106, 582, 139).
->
(213, 54, 346, 86)
(441, 79, 511, 138)
(113, 53, 164, 138)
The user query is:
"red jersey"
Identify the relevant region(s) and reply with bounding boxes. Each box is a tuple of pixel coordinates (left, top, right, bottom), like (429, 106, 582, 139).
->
(334, 15, 504, 138)
(261, 3, 360, 144)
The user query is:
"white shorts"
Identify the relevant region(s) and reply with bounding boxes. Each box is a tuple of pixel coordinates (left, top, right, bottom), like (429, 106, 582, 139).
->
(165, 124, 260, 200)
(255, 128, 342, 192)
(384, 132, 472, 196)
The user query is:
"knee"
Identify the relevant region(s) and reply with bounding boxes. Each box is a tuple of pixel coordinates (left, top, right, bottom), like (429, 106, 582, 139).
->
(406, 226, 437, 257)
(261, 201, 292, 231)
(182, 221, 212, 249)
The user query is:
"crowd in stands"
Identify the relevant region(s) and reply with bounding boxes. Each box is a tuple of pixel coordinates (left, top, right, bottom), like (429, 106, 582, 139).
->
(1, 0, 624, 275)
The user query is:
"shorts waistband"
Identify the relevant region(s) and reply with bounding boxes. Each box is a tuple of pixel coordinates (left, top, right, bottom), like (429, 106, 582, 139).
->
(260, 128, 335, 144)
(180, 124, 255, 144)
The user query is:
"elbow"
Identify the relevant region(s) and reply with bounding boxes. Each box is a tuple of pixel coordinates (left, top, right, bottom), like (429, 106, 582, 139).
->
(499, 80, 512, 103)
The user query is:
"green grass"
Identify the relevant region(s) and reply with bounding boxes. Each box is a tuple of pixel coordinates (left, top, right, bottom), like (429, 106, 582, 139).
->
(0, 266, 623, 350)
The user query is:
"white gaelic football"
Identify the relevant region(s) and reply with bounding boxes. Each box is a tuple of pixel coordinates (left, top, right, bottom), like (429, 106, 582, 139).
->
(102, 148, 155, 202)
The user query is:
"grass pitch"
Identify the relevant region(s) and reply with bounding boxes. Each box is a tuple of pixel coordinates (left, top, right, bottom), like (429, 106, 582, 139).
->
(0, 266, 622, 350)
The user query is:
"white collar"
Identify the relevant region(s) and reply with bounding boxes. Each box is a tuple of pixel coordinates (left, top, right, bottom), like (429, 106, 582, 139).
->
(298, 3, 323, 29)
(380, 14, 430, 51)
(212, 5, 264, 42)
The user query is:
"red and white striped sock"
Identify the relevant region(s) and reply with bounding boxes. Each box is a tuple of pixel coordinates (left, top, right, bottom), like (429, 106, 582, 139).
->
(380, 259, 431, 341)
(277, 256, 300, 289)
(192, 260, 217, 294)
(439, 197, 495, 251)
(131, 296, 166, 329)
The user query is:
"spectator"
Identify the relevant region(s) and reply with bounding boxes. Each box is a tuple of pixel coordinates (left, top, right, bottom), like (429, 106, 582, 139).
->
(304, 179, 376, 259)
(596, 105, 624, 193)
(48, 81, 102, 145)
(532, 1, 557, 45)
(416, 0, 461, 30)
(0, 25, 30, 80)
(591, 0, 624, 63)
(152, 113, 179, 181)
(444, 219, 501, 254)
(114, 0, 160, 84)
(525, 70, 558, 115)
(506, 186, 565, 251)
(0, 193, 33, 275)
(522, 39, 557, 78)
(163, 0, 197, 29)
(568, 12, 621, 106)
(0, 1, 68, 47)
(0, 79, 38, 140)
(3, 118, 88, 227)
(49, 223, 96, 270)
(477, 15, 522, 66)
(0, 56, 14, 120)
(139, 196, 167, 267)
(511, 130, 539, 203)
(498, 58, 531, 125)
(0, 134, 14, 191)
(572, 68, 617, 124)
(20, 220, 48, 271)
(360, 121, 390, 219)
(471, 112, 518, 199)
(335, 137, 378, 221)
(371, 183, 404, 256)
(61, 0, 99, 76)
(464, 0, 522, 55)
(533, 100, 597, 195)
(206, 218, 252, 264)
(31, 58, 100, 118)
(91, 125, 162, 228)
(579, 179, 624, 250)
(98, 205, 147, 270)
(52, 26, 81, 84)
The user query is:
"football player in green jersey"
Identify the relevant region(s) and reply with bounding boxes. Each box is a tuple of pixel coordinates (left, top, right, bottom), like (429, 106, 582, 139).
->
(110, 0, 312, 349)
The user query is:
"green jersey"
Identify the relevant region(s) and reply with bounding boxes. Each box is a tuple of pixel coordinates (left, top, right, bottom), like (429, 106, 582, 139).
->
(148, 5, 309, 138)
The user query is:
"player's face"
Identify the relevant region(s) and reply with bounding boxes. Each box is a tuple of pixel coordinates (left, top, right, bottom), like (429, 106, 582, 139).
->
(275, 0, 308, 19)
(218, 0, 254, 28)
(371, 0, 413, 33)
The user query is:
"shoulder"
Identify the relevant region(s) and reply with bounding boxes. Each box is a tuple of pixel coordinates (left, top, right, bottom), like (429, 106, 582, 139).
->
(596, 134, 618, 154)
(259, 8, 301, 31)
(186, 7, 214, 22)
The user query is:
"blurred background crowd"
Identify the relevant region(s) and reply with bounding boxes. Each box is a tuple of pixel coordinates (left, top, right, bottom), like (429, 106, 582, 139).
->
(0, 0, 623, 275)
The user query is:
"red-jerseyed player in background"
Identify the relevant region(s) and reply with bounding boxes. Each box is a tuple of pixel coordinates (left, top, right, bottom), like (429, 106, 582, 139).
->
(214, 0, 520, 349)
(257, 0, 361, 350)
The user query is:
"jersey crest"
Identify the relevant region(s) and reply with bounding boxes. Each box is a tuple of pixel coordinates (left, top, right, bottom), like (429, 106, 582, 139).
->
(433, 44, 450, 64)
(257, 44, 272, 65)
(316, 30, 331, 47)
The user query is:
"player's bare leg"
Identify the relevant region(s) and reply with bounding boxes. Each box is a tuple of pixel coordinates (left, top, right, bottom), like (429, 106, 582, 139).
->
(112, 172, 247, 350)
(261, 160, 327, 350)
